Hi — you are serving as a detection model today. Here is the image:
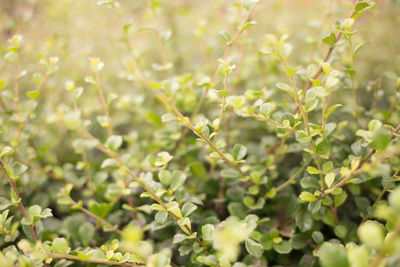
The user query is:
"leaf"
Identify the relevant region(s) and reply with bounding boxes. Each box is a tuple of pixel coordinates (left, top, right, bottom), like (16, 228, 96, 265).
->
(201, 224, 215, 242)
(159, 170, 172, 186)
(189, 162, 207, 180)
(0, 146, 12, 159)
(170, 171, 187, 191)
(101, 158, 119, 169)
(322, 33, 336, 47)
(355, 2, 370, 11)
(325, 172, 335, 188)
(295, 131, 310, 143)
(357, 221, 384, 249)
(173, 233, 186, 244)
(245, 239, 264, 258)
(156, 152, 174, 168)
(276, 82, 293, 93)
(0, 197, 13, 211)
(241, 21, 257, 33)
(370, 128, 391, 151)
(326, 104, 342, 118)
(232, 144, 247, 161)
(299, 192, 317, 202)
(319, 242, 349, 267)
(242, 0, 259, 11)
(105, 135, 123, 151)
(305, 98, 319, 112)
(260, 103, 273, 117)
(52, 238, 69, 254)
(182, 203, 197, 217)
(218, 30, 232, 43)
(354, 42, 368, 55)
(79, 222, 95, 246)
(33, 73, 44, 86)
(273, 240, 292, 254)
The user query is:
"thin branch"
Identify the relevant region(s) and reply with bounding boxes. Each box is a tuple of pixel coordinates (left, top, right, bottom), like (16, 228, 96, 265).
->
(0, 160, 39, 241)
(45, 252, 141, 266)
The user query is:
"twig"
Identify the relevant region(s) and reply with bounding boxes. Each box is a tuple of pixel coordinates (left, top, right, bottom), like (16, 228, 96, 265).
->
(0, 160, 39, 241)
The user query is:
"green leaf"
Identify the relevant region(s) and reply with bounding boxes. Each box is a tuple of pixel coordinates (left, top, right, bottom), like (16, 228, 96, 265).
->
(299, 192, 317, 202)
(354, 42, 368, 54)
(273, 240, 292, 254)
(155, 151, 173, 167)
(357, 221, 384, 249)
(170, 171, 187, 191)
(26, 90, 40, 100)
(326, 104, 342, 118)
(312, 231, 324, 245)
(232, 144, 247, 161)
(52, 238, 69, 254)
(159, 170, 172, 186)
(182, 203, 197, 217)
(105, 135, 123, 151)
(305, 98, 319, 112)
(319, 242, 349, 267)
(322, 33, 336, 47)
(201, 224, 215, 242)
(355, 2, 370, 11)
(173, 233, 186, 244)
(370, 128, 391, 151)
(189, 162, 207, 180)
(276, 82, 293, 93)
(0, 197, 13, 211)
(79, 222, 95, 246)
(242, 0, 259, 11)
(218, 30, 232, 43)
(295, 130, 310, 143)
(325, 172, 335, 188)
(101, 158, 119, 169)
(0, 146, 13, 159)
(245, 239, 264, 258)
(260, 103, 273, 117)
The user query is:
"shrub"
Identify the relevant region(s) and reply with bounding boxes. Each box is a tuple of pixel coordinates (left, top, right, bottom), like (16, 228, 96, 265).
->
(0, 0, 399, 266)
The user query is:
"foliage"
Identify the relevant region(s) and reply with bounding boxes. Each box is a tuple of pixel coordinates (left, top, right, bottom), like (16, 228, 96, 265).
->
(0, 0, 400, 266)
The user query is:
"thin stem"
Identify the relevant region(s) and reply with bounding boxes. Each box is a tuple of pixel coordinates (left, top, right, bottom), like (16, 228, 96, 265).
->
(14, 70, 50, 144)
(249, 113, 295, 132)
(280, 56, 325, 189)
(275, 165, 307, 193)
(173, 2, 261, 152)
(94, 71, 113, 136)
(67, 196, 123, 235)
(216, 75, 228, 132)
(156, 92, 247, 178)
(13, 64, 21, 118)
(82, 130, 204, 247)
(0, 160, 39, 241)
(72, 97, 94, 191)
(45, 252, 141, 266)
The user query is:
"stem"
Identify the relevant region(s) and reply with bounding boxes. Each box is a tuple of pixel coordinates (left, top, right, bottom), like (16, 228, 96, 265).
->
(13, 64, 21, 118)
(275, 165, 307, 193)
(82, 130, 204, 247)
(67, 196, 123, 235)
(173, 2, 261, 152)
(14, 70, 50, 144)
(45, 252, 141, 266)
(280, 56, 325, 189)
(156, 92, 247, 178)
(71, 97, 94, 191)
(216, 75, 228, 132)
(0, 160, 39, 241)
(94, 71, 113, 136)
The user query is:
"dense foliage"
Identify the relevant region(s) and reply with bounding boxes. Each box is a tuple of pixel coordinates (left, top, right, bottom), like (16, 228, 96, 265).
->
(0, 0, 400, 266)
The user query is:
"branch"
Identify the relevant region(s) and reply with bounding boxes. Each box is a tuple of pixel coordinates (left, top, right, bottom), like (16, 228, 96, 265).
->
(0, 160, 39, 241)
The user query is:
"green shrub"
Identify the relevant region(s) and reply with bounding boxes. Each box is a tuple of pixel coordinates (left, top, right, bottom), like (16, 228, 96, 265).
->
(0, 0, 399, 266)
